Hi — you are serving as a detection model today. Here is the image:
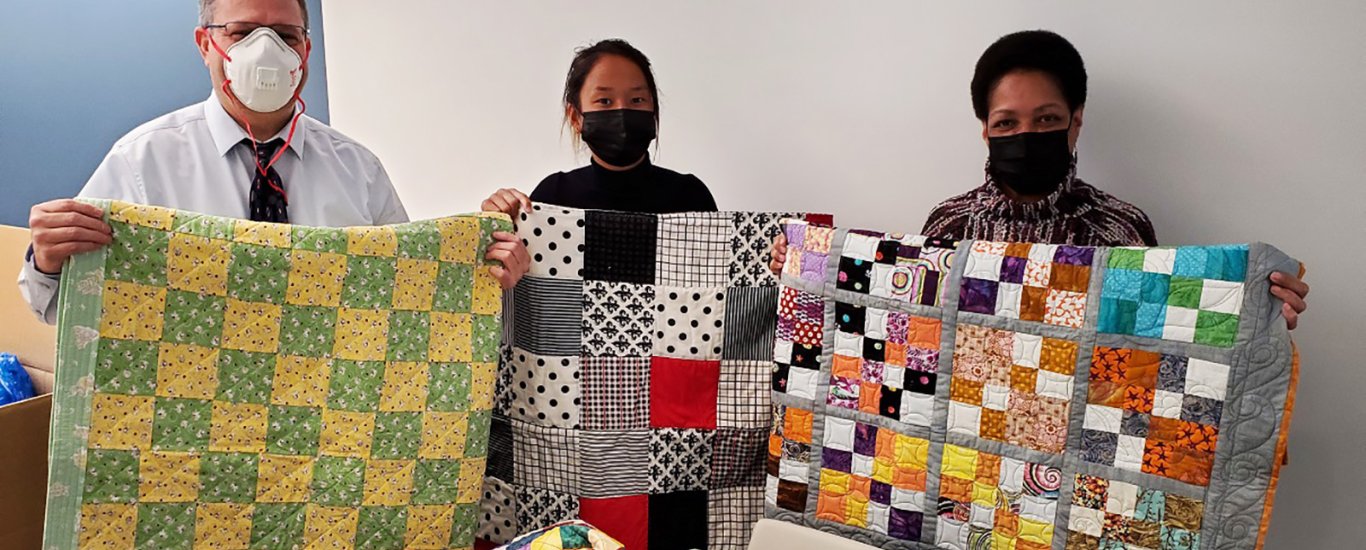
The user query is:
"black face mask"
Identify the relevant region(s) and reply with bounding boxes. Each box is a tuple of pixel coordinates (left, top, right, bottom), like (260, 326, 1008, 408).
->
(987, 128, 1075, 196)
(579, 109, 657, 167)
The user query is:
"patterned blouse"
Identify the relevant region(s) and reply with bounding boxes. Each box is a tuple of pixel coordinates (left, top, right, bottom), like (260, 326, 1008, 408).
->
(922, 165, 1158, 247)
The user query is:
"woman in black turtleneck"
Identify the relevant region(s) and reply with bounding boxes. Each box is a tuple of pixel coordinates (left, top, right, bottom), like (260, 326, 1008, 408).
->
(482, 39, 716, 216)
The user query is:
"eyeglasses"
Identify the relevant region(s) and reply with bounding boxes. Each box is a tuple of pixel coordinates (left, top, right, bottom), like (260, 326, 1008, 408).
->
(203, 21, 308, 47)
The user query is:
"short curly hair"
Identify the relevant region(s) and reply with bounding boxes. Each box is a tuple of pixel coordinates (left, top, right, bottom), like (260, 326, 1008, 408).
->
(970, 30, 1086, 121)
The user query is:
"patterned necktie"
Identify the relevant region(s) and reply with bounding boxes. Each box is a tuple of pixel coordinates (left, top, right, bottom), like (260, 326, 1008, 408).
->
(246, 138, 289, 223)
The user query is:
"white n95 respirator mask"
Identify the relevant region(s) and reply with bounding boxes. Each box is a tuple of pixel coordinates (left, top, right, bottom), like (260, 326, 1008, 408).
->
(221, 27, 304, 113)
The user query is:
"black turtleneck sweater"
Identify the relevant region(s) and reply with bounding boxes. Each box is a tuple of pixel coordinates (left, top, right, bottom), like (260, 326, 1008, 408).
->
(529, 156, 717, 213)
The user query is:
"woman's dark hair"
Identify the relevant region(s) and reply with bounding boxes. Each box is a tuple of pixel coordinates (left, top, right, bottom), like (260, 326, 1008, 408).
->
(563, 39, 660, 120)
(970, 30, 1087, 121)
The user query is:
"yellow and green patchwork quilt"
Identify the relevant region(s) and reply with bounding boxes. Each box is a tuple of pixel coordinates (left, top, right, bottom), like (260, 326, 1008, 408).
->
(43, 200, 509, 549)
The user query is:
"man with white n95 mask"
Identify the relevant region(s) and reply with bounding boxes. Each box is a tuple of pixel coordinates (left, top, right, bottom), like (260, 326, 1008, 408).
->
(19, 0, 531, 324)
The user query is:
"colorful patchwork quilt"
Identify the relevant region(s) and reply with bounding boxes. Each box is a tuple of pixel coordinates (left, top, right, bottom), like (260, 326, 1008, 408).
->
(479, 205, 830, 550)
(43, 200, 509, 549)
(766, 222, 1301, 550)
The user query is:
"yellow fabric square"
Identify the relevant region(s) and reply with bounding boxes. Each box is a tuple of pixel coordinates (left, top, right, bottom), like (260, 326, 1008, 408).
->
(109, 201, 174, 230)
(194, 503, 254, 549)
(286, 250, 348, 307)
(78, 503, 137, 550)
(334, 308, 390, 361)
(436, 218, 479, 264)
(304, 504, 360, 548)
(469, 362, 496, 411)
(209, 401, 268, 453)
(871, 457, 894, 485)
(270, 355, 332, 407)
(155, 343, 219, 399)
(472, 266, 501, 315)
(99, 281, 166, 341)
(320, 410, 375, 458)
(347, 226, 398, 257)
(1017, 517, 1054, 545)
(428, 312, 472, 363)
(992, 532, 1018, 550)
(256, 454, 314, 502)
(222, 299, 282, 353)
(234, 220, 291, 248)
(419, 411, 468, 459)
(820, 469, 852, 495)
(941, 444, 978, 481)
(379, 361, 430, 412)
(167, 233, 231, 296)
(89, 393, 154, 450)
(405, 505, 455, 548)
(894, 434, 930, 471)
(457, 457, 486, 504)
(139, 451, 200, 503)
(971, 480, 998, 508)
(843, 488, 869, 528)
(393, 258, 440, 311)
(363, 459, 415, 506)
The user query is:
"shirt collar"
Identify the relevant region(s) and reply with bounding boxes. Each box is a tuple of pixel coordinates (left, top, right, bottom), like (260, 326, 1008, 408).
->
(204, 94, 307, 160)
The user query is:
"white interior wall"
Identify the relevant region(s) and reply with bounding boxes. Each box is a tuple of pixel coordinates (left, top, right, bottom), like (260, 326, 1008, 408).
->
(322, 1, 1366, 546)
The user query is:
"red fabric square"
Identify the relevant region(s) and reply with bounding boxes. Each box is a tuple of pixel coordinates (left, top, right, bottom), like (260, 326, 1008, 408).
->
(581, 494, 649, 550)
(649, 357, 720, 429)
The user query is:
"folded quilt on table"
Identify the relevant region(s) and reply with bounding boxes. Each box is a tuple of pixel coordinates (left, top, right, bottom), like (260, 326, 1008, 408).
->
(480, 205, 830, 550)
(766, 221, 1300, 550)
(495, 520, 623, 550)
(43, 200, 509, 549)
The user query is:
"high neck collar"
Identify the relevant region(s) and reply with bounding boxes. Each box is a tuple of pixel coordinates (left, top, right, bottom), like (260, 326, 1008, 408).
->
(589, 154, 653, 190)
(980, 158, 1089, 222)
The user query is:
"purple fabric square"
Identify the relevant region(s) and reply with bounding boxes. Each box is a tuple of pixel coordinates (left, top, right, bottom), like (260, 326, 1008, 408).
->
(898, 245, 921, 261)
(861, 360, 885, 384)
(800, 251, 827, 281)
(796, 295, 824, 323)
(870, 480, 892, 505)
(919, 271, 941, 306)
(889, 508, 923, 541)
(822, 447, 853, 472)
(1000, 256, 1028, 284)
(827, 377, 859, 410)
(776, 317, 796, 341)
(886, 312, 909, 344)
(785, 223, 806, 250)
(906, 348, 940, 373)
(1055, 245, 1096, 266)
(958, 278, 999, 314)
(854, 423, 878, 456)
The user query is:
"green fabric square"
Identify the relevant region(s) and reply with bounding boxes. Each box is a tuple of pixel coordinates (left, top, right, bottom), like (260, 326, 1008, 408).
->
(356, 506, 409, 549)
(432, 263, 473, 313)
(292, 226, 347, 254)
(341, 256, 397, 309)
(1195, 311, 1240, 347)
(199, 452, 259, 503)
(83, 449, 139, 503)
(479, 216, 513, 266)
(266, 405, 321, 456)
(1108, 248, 1145, 271)
(215, 350, 276, 404)
(451, 503, 479, 547)
(372, 412, 423, 459)
(174, 212, 234, 240)
(426, 363, 470, 412)
(105, 221, 169, 286)
(162, 290, 226, 347)
(310, 456, 366, 506)
(465, 410, 491, 458)
(135, 503, 196, 550)
(95, 339, 159, 395)
(152, 397, 212, 451)
(472, 315, 501, 363)
(228, 244, 291, 304)
(1168, 277, 1204, 310)
(250, 503, 307, 549)
(411, 459, 462, 505)
(396, 221, 441, 260)
(328, 360, 385, 412)
(387, 311, 431, 361)
(278, 305, 338, 358)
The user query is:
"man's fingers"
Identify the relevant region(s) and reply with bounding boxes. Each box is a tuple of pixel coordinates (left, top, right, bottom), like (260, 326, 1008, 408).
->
(37, 227, 112, 245)
(1271, 285, 1307, 314)
(1271, 272, 1310, 299)
(1282, 303, 1299, 330)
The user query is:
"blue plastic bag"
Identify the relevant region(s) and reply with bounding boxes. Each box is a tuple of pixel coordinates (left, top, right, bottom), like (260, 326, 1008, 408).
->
(0, 352, 36, 406)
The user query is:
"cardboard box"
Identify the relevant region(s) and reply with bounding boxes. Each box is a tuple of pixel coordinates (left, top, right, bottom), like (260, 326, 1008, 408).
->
(0, 225, 58, 550)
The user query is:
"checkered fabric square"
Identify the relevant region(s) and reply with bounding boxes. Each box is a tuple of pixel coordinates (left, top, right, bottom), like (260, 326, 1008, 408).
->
(48, 201, 507, 550)
(656, 212, 733, 287)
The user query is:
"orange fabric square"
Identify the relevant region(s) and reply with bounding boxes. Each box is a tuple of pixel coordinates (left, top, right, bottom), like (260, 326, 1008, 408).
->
(980, 409, 1008, 441)
(1005, 243, 1033, 258)
(1166, 447, 1215, 486)
(1087, 380, 1125, 408)
(1020, 286, 1048, 321)
(1123, 384, 1155, 414)
(783, 408, 814, 444)
(884, 342, 908, 367)
(858, 381, 881, 415)
(1050, 263, 1091, 293)
(816, 491, 847, 523)
(1041, 338, 1079, 375)
(975, 453, 1001, 483)
(893, 466, 928, 492)
(907, 317, 941, 350)
(848, 475, 872, 500)
(1125, 350, 1162, 387)
(995, 508, 1021, 536)
(832, 355, 861, 379)
(1010, 365, 1038, 393)
(951, 377, 984, 406)
(874, 427, 896, 460)
(939, 475, 972, 503)
(1090, 347, 1128, 382)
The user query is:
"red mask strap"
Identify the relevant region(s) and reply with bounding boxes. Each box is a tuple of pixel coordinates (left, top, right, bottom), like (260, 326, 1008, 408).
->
(208, 34, 233, 63)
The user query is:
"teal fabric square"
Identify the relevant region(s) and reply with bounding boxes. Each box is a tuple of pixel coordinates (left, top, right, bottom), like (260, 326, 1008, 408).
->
(1204, 245, 1249, 282)
(1101, 268, 1142, 301)
(1173, 247, 1208, 279)
(1140, 272, 1171, 304)
(1134, 303, 1167, 339)
(1098, 298, 1138, 335)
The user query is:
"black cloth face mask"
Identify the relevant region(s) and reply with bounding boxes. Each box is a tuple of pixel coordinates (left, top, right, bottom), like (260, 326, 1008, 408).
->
(987, 128, 1075, 196)
(579, 109, 657, 167)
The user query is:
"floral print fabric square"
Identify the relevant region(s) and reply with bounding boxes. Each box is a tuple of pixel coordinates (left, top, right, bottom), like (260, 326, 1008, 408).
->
(948, 324, 1079, 454)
